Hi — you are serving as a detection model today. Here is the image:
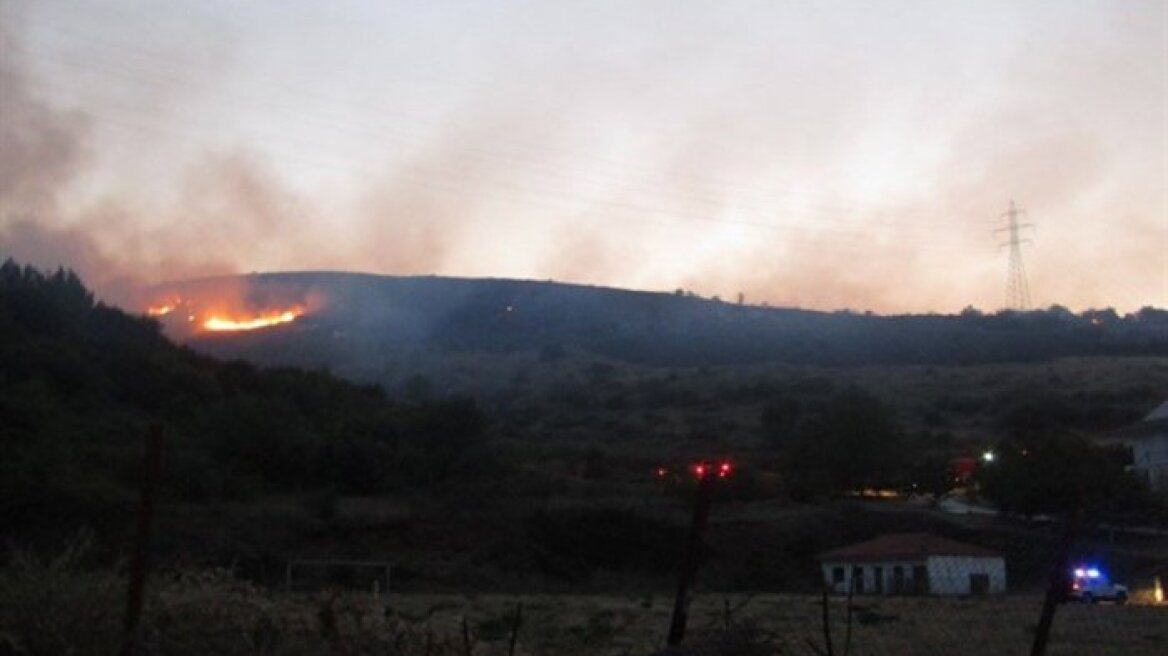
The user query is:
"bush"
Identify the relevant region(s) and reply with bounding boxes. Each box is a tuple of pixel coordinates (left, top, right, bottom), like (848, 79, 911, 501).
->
(0, 539, 470, 656)
(0, 534, 121, 656)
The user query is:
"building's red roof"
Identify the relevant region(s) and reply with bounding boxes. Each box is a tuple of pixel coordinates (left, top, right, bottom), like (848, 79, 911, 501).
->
(819, 533, 1001, 562)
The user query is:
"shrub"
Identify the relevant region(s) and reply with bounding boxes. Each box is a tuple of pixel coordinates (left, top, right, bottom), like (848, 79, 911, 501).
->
(0, 534, 121, 656)
(0, 542, 469, 656)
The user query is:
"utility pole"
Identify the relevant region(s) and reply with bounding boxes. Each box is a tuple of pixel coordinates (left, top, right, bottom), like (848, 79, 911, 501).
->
(665, 461, 732, 647)
(996, 200, 1034, 311)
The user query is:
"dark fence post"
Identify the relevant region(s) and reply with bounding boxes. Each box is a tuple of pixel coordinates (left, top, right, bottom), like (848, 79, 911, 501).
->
(667, 472, 715, 646)
(121, 423, 163, 656)
(507, 602, 523, 656)
(1030, 512, 1078, 656)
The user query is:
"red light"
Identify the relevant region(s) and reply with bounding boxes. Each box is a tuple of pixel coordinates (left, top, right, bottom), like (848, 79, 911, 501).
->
(690, 460, 735, 480)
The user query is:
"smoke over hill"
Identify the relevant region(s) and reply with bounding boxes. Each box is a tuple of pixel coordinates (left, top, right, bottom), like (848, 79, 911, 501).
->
(3, 2, 1165, 314)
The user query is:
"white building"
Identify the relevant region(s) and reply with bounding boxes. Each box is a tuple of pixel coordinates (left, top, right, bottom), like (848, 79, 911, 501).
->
(1100, 400, 1168, 493)
(819, 533, 1006, 596)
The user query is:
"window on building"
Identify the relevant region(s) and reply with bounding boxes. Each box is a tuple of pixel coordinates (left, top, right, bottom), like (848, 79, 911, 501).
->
(912, 565, 929, 595)
(970, 573, 990, 596)
(832, 567, 844, 583)
(892, 566, 905, 594)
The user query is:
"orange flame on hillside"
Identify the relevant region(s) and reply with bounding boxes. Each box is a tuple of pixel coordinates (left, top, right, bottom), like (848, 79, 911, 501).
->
(141, 278, 319, 337)
(202, 306, 305, 332)
(146, 300, 179, 316)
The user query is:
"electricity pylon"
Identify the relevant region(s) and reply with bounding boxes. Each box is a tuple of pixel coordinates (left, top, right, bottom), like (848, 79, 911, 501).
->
(996, 200, 1034, 311)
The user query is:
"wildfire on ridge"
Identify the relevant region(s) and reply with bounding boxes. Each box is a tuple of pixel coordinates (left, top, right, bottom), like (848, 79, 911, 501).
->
(146, 302, 178, 317)
(144, 295, 308, 333)
(202, 307, 305, 332)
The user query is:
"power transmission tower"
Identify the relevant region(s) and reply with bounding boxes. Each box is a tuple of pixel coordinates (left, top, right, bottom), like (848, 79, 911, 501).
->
(996, 200, 1034, 311)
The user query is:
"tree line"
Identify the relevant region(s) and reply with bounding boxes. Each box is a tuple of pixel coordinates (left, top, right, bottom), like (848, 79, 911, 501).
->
(758, 381, 1158, 519)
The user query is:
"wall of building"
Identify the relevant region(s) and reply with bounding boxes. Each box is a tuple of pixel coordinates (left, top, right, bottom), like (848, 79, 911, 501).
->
(1132, 433, 1168, 492)
(821, 560, 925, 595)
(821, 556, 1006, 596)
(925, 556, 1006, 595)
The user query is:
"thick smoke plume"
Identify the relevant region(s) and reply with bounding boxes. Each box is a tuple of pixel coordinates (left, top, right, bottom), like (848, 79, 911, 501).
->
(2, 1, 1164, 313)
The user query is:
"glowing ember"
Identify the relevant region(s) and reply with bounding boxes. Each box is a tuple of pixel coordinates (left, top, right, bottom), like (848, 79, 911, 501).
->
(146, 303, 177, 317)
(202, 307, 304, 332)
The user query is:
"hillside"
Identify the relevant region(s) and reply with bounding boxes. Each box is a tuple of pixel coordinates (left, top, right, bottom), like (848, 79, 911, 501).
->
(0, 261, 487, 540)
(143, 271, 1168, 380)
(6, 261, 1167, 598)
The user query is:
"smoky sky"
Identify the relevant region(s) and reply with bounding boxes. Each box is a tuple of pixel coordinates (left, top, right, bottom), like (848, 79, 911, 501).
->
(1, 0, 1164, 313)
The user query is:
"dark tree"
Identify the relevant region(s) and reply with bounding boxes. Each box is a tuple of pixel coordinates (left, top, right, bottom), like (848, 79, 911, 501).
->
(776, 386, 905, 497)
(977, 432, 1148, 518)
(760, 394, 803, 444)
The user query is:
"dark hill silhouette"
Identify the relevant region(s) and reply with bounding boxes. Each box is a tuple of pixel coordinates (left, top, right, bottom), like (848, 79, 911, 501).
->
(146, 271, 1168, 369)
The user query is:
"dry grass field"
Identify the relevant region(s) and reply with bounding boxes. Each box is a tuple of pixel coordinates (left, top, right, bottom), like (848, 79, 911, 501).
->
(8, 554, 1166, 656)
(381, 591, 1168, 656)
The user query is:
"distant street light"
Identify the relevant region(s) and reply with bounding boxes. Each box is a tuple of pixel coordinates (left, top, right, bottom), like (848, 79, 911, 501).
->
(982, 450, 995, 463)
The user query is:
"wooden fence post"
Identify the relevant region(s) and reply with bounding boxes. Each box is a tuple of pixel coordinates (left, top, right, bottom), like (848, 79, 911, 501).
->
(121, 423, 163, 656)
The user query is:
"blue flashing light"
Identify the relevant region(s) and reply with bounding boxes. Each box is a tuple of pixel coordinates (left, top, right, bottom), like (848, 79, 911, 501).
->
(1073, 566, 1104, 580)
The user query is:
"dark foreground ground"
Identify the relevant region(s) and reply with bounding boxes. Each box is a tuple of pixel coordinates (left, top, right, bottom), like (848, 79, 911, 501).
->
(5, 557, 1166, 656)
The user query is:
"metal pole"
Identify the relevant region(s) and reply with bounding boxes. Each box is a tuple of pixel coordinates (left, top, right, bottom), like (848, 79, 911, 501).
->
(1030, 512, 1078, 656)
(666, 472, 715, 646)
(121, 424, 163, 656)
